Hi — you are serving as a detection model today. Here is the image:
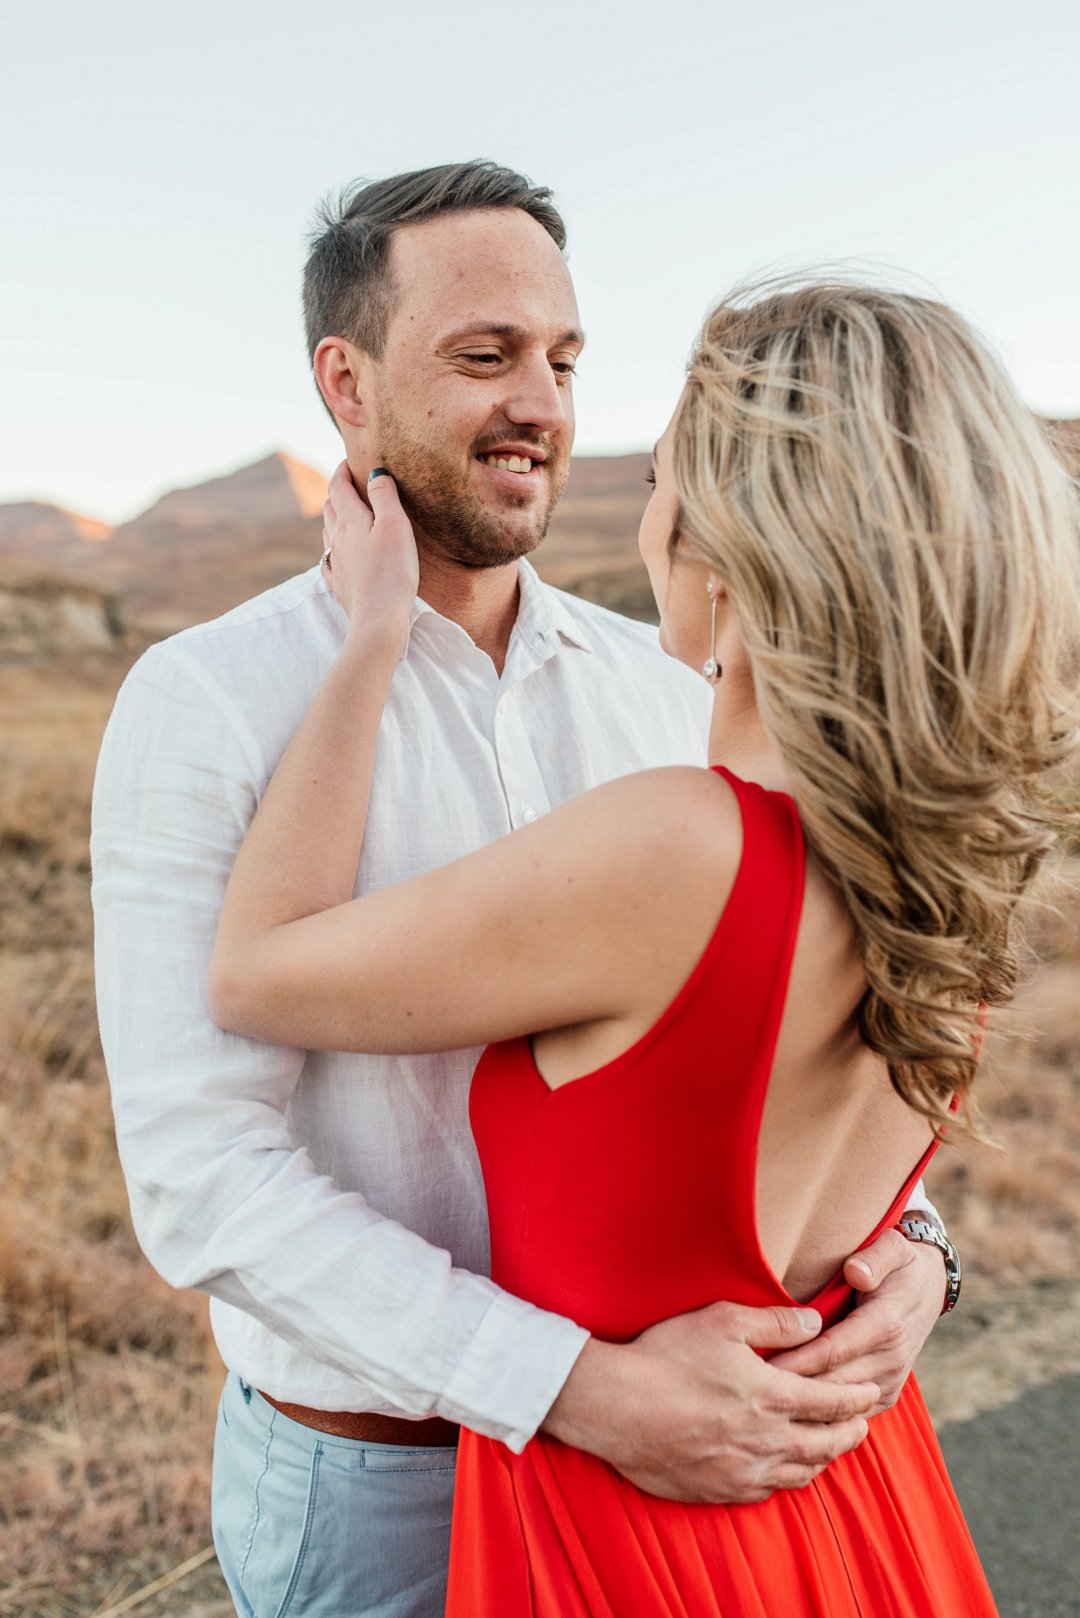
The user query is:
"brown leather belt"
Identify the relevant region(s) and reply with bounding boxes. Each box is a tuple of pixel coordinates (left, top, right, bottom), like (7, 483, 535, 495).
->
(260, 1393, 459, 1447)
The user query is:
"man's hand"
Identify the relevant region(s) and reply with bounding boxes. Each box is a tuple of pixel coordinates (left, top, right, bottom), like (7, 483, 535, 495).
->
(770, 1228, 944, 1415)
(543, 1301, 878, 1505)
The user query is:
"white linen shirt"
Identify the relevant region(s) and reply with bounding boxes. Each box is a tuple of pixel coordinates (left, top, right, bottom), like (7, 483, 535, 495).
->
(92, 560, 715, 1452)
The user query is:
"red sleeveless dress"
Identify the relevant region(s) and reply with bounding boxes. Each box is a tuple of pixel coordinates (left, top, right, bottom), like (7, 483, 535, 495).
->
(446, 767, 998, 1617)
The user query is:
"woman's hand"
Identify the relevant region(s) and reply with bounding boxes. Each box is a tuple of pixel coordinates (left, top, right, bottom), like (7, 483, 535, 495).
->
(321, 462, 419, 655)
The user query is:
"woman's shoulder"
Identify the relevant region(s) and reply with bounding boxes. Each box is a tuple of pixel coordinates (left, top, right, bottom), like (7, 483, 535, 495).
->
(559, 765, 744, 908)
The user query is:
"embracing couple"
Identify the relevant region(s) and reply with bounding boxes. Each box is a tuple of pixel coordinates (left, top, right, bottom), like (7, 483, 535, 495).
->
(93, 161, 1078, 1616)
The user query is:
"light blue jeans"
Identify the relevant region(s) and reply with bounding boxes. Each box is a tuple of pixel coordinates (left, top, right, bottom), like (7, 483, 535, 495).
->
(212, 1376, 457, 1618)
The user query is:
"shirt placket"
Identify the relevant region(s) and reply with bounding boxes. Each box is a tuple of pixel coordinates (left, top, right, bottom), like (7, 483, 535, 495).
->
(492, 612, 562, 829)
(492, 681, 555, 830)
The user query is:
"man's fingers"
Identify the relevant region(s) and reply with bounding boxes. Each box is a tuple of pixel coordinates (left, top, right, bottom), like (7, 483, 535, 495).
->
(768, 1337, 836, 1377)
(705, 1301, 822, 1351)
(790, 1414, 870, 1468)
(767, 1364, 879, 1422)
(843, 1227, 910, 1293)
(774, 1300, 902, 1378)
(774, 1413, 871, 1483)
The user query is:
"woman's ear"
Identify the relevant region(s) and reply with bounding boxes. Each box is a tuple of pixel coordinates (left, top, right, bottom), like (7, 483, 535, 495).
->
(313, 337, 370, 430)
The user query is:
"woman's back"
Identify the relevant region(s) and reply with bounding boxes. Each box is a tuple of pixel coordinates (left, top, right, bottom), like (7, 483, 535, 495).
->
(446, 768, 996, 1616)
(527, 764, 934, 1308)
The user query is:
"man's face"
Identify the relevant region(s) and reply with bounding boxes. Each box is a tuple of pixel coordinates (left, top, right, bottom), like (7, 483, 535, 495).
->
(366, 209, 583, 569)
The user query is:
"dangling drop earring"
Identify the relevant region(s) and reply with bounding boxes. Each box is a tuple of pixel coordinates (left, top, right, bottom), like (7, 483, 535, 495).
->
(702, 583, 722, 684)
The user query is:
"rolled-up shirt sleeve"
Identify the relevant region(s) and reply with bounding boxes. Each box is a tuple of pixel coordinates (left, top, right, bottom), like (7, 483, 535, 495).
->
(91, 644, 588, 1452)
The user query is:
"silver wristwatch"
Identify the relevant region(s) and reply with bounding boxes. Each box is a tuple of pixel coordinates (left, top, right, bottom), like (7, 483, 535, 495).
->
(896, 1214, 962, 1315)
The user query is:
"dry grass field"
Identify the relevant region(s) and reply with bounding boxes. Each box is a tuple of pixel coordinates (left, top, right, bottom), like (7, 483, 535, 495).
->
(1, 641, 1079, 1617)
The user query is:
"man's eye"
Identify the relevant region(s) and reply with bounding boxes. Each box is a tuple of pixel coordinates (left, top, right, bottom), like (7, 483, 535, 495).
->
(462, 353, 501, 366)
(552, 361, 577, 377)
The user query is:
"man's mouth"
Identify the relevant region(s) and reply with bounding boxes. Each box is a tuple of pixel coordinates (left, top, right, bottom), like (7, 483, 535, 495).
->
(479, 453, 534, 474)
(475, 445, 548, 477)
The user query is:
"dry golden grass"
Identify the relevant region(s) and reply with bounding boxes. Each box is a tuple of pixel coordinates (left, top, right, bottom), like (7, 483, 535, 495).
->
(1, 650, 1077, 1615)
(0, 657, 225, 1616)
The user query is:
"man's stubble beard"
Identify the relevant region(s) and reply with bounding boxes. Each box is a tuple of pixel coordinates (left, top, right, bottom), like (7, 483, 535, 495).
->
(374, 407, 569, 571)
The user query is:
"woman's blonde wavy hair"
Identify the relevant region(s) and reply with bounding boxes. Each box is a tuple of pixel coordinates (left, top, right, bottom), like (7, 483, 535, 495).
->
(674, 280, 1080, 1133)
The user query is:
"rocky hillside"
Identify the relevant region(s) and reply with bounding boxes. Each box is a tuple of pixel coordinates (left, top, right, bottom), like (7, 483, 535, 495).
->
(0, 565, 124, 663)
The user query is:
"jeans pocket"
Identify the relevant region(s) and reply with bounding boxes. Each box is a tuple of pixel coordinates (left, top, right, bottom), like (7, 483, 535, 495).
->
(236, 1434, 321, 1618)
(273, 1441, 456, 1616)
(360, 1444, 458, 1474)
(265, 1445, 322, 1618)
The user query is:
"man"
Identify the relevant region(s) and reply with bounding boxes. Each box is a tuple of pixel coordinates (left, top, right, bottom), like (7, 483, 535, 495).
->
(93, 162, 952, 1618)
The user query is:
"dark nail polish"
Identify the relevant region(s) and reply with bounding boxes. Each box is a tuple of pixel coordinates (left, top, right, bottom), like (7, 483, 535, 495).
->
(369, 466, 388, 481)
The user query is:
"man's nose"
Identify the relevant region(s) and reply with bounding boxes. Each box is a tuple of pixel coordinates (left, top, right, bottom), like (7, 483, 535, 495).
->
(502, 354, 569, 434)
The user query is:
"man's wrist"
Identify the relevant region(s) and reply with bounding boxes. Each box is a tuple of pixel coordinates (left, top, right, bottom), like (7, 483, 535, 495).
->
(896, 1215, 962, 1314)
(542, 1337, 627, 1460)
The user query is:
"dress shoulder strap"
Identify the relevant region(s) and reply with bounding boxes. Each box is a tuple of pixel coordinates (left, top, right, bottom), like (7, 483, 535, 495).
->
(704, 766, 806, 1063)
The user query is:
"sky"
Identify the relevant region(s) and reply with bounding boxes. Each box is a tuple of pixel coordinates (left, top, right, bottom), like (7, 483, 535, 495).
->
(2, 0, 1078, 524)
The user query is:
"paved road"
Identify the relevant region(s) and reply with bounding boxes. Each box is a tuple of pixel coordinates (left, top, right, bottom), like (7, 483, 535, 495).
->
(939, 1372, 1080, 1618)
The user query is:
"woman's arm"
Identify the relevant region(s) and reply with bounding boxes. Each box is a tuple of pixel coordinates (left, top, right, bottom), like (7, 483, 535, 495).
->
(209, 465, 738, 1056)
(208, 464, 416, 948)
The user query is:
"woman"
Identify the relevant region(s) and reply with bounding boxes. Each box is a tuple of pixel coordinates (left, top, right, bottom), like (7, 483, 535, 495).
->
(210, 283, 1079, 1615)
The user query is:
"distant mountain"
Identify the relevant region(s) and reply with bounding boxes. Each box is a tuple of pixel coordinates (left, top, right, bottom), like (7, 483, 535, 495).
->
(132, 452, 328, 528)
(0, 453, 333, 632)
(0, 501, 113, 546)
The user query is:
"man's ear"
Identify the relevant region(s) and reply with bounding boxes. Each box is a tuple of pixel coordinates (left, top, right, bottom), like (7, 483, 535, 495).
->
(313, 337, 371, 429)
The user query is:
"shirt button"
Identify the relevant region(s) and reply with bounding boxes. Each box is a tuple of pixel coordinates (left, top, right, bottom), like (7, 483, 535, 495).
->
(523, 808, 538, 823)
(497, 695, 510, 715)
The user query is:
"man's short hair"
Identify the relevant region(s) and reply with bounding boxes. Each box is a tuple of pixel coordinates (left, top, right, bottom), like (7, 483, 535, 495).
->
(303, 160, 567, 372)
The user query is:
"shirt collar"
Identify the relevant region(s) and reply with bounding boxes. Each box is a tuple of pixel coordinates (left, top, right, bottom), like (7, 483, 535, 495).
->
(517, 559, 594, 655)
(398, 558, 594, 661)
(399, 594, 435, 660)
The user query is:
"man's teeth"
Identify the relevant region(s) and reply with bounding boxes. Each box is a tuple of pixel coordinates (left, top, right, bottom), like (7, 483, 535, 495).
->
(480, 454, 533, 473)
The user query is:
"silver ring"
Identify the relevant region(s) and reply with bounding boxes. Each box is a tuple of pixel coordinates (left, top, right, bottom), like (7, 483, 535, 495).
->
(320, 548, 332, 571)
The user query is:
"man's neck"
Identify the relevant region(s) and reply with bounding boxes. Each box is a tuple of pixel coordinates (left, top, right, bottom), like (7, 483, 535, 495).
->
(415, 548, 522, 675)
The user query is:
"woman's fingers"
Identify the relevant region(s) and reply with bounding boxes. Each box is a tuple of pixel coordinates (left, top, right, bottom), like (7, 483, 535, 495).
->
(322, 466, 374, 584)
(318, 463, 418, 636)
(327, 458, 358, 507)
(366, 468, 420, 584)
(366, 466, 411, 532)
(326, 464, 372, 529)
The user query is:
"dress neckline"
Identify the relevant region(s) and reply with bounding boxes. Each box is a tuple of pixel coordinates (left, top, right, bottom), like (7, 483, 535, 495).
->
(518, 766, 754, 1104)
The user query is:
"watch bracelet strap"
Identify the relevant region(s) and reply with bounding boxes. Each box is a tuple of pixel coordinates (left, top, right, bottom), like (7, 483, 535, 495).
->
(896, 1215, 962, 1315)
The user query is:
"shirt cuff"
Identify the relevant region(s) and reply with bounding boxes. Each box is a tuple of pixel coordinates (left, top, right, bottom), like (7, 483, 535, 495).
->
(902, 1177, 945, 1236)
(435, 1285, 590, 1452)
